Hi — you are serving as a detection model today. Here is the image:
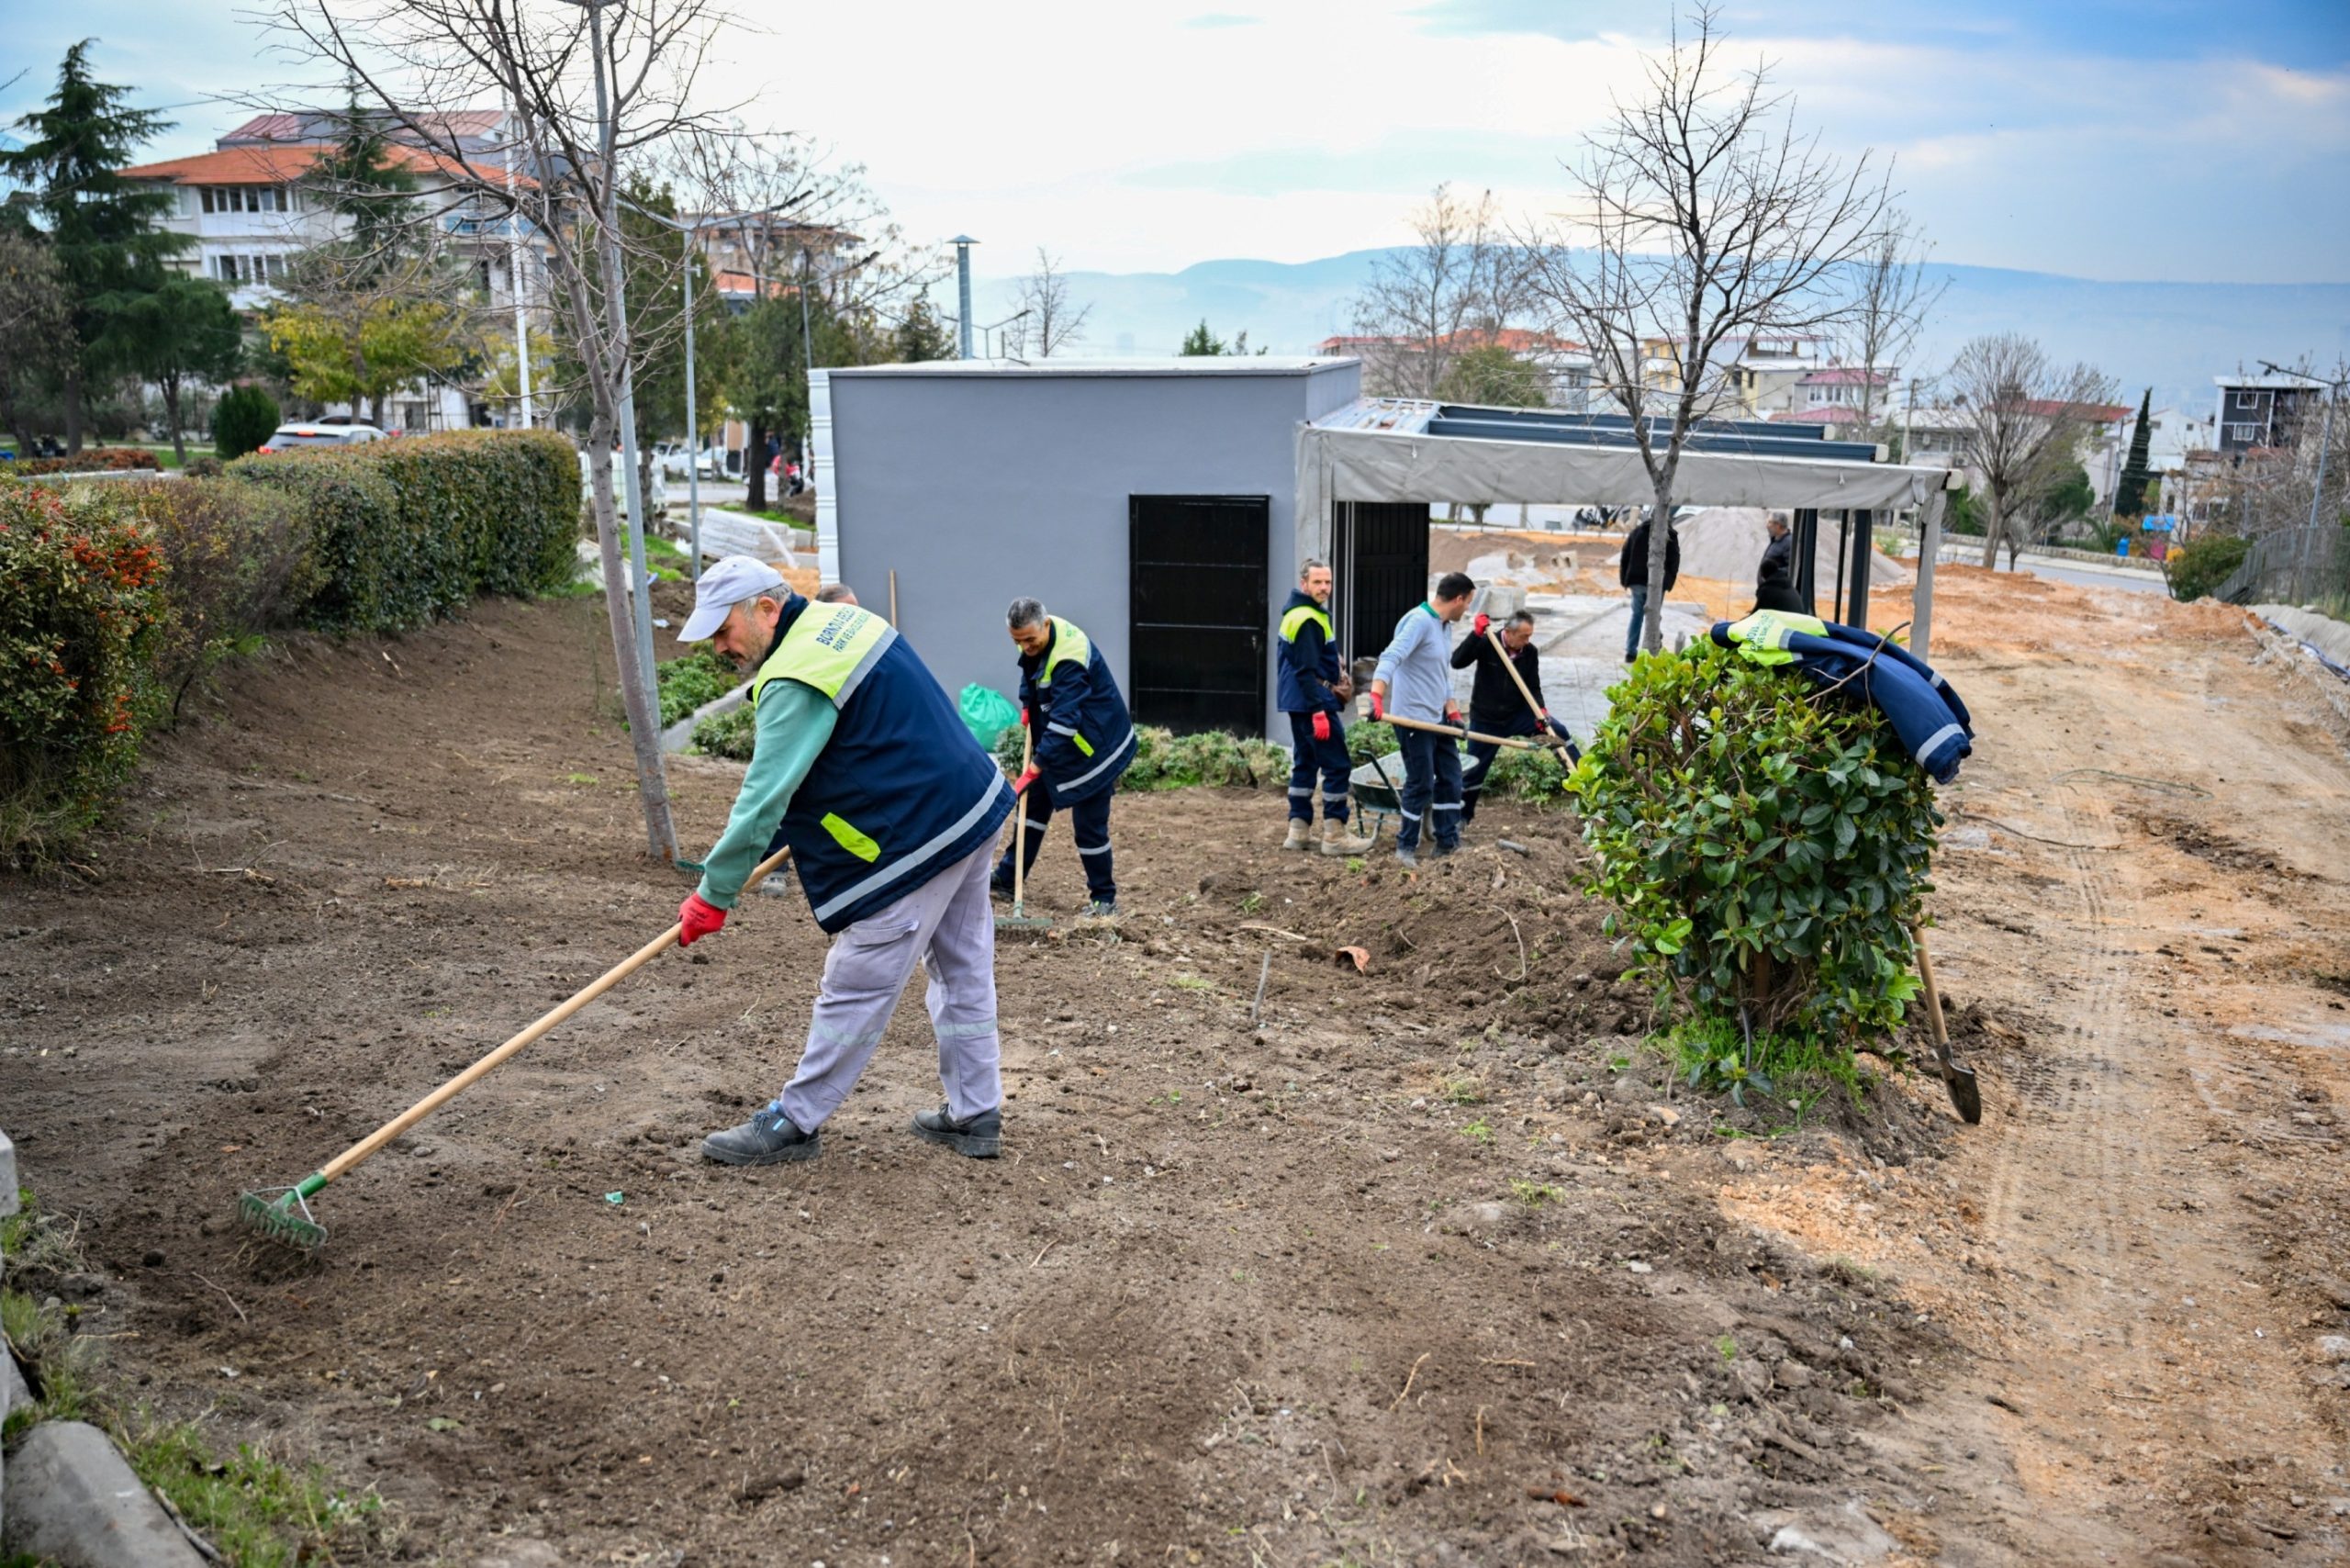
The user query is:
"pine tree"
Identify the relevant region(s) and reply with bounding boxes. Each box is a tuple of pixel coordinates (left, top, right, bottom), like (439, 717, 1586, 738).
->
(308, 89, 421, 279)
(0, 40, 191, 449)
(892, 296, 954, 363)
(2114, 387, 2154, 517)
(1179, 319, 1225, 355)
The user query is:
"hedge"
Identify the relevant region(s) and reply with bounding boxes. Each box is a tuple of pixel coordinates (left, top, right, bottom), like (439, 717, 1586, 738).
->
(230, 430, 579, 633)
(0, 485, 163, 859)
(0, 447, 162, 478)
(1, 430, 583, 863)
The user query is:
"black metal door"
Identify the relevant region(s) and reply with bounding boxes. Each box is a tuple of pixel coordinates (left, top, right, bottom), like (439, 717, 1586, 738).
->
(1128, 495, 1270, 734)
(1334, 501, 1431, 663)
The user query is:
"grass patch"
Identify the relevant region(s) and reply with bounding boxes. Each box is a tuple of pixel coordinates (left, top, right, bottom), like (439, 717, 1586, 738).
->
(1508, 1180, 1565, 1205)
(1460, 1117, 1494, 1145)
(655, 648, 741, 727)
(1168, 973, 1215, 992)
(3, 1188, 385, 1561)
(1439, 1077, 1484, 1105)
(1655, 1011, 1865, 1110)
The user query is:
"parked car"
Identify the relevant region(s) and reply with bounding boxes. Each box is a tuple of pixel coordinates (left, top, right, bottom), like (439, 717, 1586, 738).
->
(655, 441, 726, 480)
(257, 422, 386, 453)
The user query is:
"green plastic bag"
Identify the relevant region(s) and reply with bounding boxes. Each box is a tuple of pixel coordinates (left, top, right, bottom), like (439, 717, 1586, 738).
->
(957, 683, 1019, 749)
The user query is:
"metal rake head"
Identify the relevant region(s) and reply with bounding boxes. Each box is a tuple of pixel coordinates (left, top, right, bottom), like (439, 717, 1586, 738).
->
(239, 1186, 330, 1252)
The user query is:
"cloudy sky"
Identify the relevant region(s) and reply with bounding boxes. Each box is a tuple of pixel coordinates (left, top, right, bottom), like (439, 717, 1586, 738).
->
(8, 0, 2347, 282)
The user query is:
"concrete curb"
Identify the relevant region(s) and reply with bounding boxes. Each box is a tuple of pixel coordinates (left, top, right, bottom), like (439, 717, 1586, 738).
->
(2, 1420, 209, 1567)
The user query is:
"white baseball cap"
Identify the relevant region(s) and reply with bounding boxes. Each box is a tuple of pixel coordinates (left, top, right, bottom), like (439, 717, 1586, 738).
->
(679, 556, 788, 642)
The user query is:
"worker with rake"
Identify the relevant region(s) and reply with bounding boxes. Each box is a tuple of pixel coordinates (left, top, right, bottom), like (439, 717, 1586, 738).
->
(1367, 571, 1475, 866)
(1449, 607, 1580, 828)
(673, 558, 1016, 1166)
(992, 598, 1136, 916)
(1277, 557, 1372, 856)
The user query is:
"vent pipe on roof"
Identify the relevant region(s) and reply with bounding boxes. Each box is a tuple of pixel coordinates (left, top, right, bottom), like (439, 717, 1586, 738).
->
(952, 235, 977, 360)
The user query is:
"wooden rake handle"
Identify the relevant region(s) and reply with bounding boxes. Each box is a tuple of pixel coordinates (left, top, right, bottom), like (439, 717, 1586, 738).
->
(1382, 712, 1549, 753)
(1484, 627, 1568, 748)
(319, 845, 794, 1183)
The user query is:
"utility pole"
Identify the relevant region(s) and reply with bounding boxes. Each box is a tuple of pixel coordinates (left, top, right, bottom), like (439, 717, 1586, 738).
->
(503, 92, 534, 428)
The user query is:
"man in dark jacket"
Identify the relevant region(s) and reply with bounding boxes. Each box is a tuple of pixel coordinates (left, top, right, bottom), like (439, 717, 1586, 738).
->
(1754, 513, 1807, 613)
(1275, 558, 1371, 855)
(1449, 609, 1579, 823)
(994, 599, 1136, 916)
(1618, 511, 1682, 662)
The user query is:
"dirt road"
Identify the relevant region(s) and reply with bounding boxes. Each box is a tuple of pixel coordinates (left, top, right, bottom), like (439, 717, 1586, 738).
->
(2, 568, 2345, 1564)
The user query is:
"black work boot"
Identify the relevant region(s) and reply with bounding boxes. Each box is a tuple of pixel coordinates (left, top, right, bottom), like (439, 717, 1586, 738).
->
(701, 1106, 821, 1166)
(911, 1103, 1002, 1159)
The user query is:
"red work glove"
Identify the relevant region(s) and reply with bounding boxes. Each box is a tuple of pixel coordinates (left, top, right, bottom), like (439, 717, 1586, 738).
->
(1369, 691, 1385, 722)
(1445, 701, 1463, 725)
(1472, 612, 1490, 638)
(1312, 711, 1331, 742)
(1020, 706, 1029, 725)
(677, 892, 727, 946)
(1014, 767, 1040, 797)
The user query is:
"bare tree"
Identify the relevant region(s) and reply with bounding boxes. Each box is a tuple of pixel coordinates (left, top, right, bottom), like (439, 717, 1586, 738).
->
(1518, 7, 1893, 652)
(1347, 183, 1520, 398)
(1840, 207, 1945, 428)
(1008, 248, 1090, 359)
(0, 230, 72, 454)
(1942, 333, 2114, 568)
(261, 0, 754, 862)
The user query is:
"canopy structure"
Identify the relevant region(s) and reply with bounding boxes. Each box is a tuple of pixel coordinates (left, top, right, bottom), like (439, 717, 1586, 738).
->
(1294, 398, 1958, 654)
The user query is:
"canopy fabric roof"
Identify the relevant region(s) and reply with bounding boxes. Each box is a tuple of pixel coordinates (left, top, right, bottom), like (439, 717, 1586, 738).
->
(1296, 420, 1953, 556)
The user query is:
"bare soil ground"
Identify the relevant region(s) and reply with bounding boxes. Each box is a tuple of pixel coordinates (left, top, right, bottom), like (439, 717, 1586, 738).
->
(3, 566, 2346, 1566)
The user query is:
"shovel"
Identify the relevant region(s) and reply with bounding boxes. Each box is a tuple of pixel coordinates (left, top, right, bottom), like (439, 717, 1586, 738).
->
(1483, 625, 1576, 756)
(1910, 924, 1983, 1124)
(996, 722, 1051, 934)
(241, 845, 797, 1251)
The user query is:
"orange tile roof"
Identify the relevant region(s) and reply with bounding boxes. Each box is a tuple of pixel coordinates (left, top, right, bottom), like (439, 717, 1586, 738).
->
(118, 142, 519, 186)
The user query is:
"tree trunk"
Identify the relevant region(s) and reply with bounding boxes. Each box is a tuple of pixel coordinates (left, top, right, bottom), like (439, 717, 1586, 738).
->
(1644, 482, 1675, 655)
(63, 362, 84, 453)
(162, 375, 186, 465)
(586, 406, 680, 861)
(1970, 483, 2005, 569)
(745, 418, 768, 511)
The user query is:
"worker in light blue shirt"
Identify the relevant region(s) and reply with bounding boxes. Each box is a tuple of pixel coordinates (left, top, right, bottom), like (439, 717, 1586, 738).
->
(1369, 570, 1475, 865)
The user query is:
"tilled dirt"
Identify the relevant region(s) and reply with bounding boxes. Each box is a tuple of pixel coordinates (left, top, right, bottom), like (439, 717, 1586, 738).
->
(3, 571, 2347, 1564)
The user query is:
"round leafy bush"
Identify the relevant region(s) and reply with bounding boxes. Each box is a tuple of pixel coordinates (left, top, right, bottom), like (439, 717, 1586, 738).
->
(656, 649, 740, 727)
(127, 477, 317, 719)
(1569, 642, 1938, 1080)
(211, 386, 281, 463)
(2164, 532, 2249, 603)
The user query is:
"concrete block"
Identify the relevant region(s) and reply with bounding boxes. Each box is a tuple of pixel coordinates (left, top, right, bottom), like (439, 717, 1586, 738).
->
(1, 1420, 210, 1568)
(0, 1126, 17, 1215)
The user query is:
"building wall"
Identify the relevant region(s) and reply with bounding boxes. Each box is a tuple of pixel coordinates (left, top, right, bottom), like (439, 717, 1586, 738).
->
(822, 362, 1360, 732)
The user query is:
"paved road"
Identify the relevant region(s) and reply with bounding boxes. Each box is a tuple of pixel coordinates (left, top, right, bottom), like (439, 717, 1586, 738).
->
(1929, 550, 2171, 596)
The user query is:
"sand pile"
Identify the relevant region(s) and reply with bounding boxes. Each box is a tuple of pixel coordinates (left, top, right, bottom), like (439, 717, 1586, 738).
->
(1673, 507, 1913, 590)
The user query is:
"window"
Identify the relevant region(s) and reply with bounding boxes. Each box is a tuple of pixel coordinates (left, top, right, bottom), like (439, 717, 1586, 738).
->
(216, 254, 239, 284)
(2235, 390, 2259, 409)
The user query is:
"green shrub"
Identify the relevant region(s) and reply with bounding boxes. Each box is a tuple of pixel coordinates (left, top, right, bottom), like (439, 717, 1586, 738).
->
(0, 446, 161, 477)
(1483, 741, 1573, 802)
(2165, 532, 2249, 602)
(1345, 719, 1399, 762)
(982, 720, 1287, 791)
(211, 386, 281, 462)
(0, 483, 164, 864)
(694, 703, 756, 760)
(127, 477, 316, 719)
(1569, 642, 1938, 1080)
(231, 429, 578, 633)
(658, 649, 739, 727)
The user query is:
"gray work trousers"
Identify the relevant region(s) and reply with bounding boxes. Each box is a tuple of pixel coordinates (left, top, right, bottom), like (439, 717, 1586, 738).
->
(774, 843, 1002, 1131)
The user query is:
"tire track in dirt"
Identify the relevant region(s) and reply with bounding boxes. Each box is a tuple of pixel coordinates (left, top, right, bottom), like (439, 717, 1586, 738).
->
(1880, 634, 2350, 1566)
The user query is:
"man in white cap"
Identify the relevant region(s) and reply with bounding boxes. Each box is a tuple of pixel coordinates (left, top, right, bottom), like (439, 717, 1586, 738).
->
(671, 556, 1016, 1165)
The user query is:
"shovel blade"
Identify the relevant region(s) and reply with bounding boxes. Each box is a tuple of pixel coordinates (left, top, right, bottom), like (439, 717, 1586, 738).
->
(1944, 1065, 1983, 1125)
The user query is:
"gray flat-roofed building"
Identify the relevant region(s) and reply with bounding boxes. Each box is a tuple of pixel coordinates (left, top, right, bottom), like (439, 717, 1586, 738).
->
(810, 357, 1959, 739)
(811, 357, 1360, 736)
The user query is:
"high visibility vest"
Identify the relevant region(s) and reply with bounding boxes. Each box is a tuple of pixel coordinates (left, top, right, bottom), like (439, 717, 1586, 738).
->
(1018, 616, 1134, 802)
(752, 595, 1012, 932)
(1718, 608, 1829, 666)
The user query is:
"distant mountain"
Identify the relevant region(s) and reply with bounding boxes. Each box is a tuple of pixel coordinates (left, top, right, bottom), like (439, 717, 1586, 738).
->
(968, 251, 2350, 419)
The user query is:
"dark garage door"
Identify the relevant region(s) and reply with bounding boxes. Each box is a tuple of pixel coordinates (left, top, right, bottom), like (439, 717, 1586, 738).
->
(1128, 494, 1270, 734)
(1333, 500, 1431, 662)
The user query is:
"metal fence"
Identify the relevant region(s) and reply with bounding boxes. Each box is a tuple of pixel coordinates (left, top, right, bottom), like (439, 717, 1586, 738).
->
(2215, 524, 2350, 610)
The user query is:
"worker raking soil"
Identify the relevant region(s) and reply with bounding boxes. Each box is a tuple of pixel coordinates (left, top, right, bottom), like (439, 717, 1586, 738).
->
(674, 557, 1017, 1166)
(992, 598, 1136, 917)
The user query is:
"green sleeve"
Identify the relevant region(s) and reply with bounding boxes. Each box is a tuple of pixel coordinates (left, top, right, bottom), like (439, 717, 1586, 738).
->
(694, 680, 837, 909)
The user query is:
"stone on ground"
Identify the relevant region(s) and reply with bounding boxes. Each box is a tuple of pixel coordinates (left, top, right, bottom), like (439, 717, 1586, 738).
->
(1, 1420, 209, 1568)
(1, 1126, 17, 1215)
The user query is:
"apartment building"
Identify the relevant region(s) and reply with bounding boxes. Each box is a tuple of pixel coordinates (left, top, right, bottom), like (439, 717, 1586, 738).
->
(2212, 375, 2325, 456)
